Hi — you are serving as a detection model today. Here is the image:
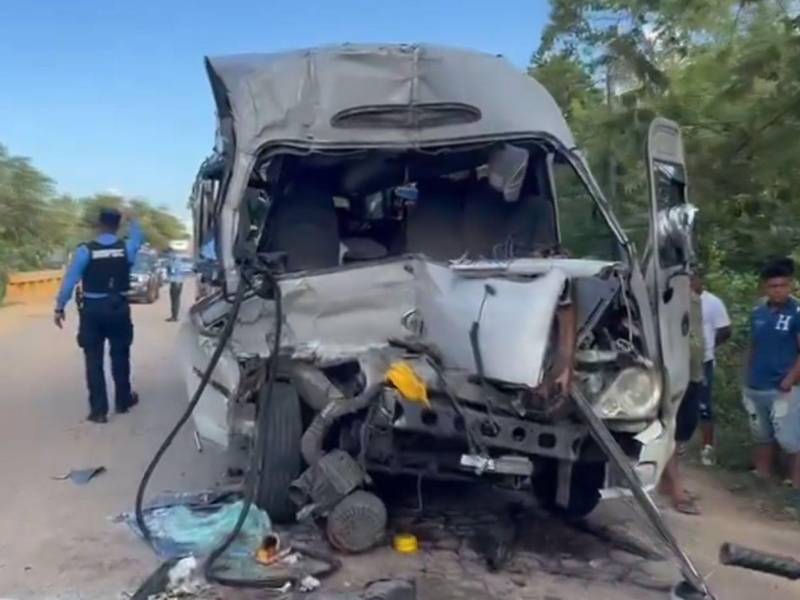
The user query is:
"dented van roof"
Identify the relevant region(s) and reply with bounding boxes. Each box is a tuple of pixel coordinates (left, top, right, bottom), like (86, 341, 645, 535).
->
(205, 44, 576, 155)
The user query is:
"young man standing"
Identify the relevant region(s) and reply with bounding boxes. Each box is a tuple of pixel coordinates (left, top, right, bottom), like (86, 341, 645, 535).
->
(691, 273, 731, 466)
(743, 258, 800, 489)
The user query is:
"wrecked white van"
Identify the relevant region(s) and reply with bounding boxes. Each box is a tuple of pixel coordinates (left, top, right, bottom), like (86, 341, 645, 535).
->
(183, 44, 697, 525)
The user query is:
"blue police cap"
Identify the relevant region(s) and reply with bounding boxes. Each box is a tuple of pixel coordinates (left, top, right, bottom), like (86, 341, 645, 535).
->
(98, 208, 122, 228)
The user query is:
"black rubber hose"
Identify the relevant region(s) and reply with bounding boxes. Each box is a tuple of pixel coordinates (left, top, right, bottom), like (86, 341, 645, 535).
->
(203, 265, 340, 589)
(135, 266, 339, 590)
(202, 268, 286, 587)
(720, 543, 800, 580)
(135, 277, 248, 544)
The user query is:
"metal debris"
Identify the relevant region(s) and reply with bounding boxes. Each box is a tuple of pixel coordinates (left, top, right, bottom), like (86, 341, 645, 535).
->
(52, 465, 106, 485)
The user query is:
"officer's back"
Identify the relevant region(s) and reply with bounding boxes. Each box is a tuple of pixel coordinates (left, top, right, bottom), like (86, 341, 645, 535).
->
(54, 208, 144, 423)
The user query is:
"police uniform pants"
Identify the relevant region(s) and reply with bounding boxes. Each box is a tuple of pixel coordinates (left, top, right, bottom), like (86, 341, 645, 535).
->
(77, 296, 133, 416)
(169, 281, 183, 320)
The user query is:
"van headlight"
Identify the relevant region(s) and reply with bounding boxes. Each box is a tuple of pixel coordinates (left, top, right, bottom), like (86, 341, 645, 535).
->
(593, 367, 662, 420)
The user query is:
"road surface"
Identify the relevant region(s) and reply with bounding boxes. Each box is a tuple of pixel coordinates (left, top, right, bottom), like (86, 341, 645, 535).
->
(0, 290, 798, 599)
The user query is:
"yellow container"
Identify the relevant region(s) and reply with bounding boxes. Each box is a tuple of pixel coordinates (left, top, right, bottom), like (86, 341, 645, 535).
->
(393, 533, 419, 554)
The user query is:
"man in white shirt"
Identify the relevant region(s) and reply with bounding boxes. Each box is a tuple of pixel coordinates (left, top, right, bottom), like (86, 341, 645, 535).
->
(691, 273, 732, 465)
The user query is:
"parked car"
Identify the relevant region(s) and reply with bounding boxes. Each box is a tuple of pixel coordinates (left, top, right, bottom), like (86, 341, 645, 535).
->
(128, 254, 160, 303)
(182, 45, 696, 525)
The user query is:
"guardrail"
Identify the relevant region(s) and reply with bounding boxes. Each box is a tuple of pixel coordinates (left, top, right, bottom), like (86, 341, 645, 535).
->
(4, 270, 63, 305)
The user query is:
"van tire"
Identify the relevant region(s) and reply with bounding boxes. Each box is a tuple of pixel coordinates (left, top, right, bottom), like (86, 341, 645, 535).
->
(255, 381, 303, 523)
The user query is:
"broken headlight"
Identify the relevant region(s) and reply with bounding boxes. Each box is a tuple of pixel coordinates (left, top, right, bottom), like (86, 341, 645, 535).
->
(592, 366, 662, 420)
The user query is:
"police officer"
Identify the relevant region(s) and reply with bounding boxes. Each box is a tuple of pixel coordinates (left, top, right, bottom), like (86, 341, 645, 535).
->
(54, 208, 144, 423)
(165, 248, 186, 322)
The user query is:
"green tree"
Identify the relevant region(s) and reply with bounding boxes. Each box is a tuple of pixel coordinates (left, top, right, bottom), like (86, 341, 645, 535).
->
(0, 144, 57, 276)
(533, 0, 800, 470)
(0, 144, 188, 301)
(534, 0, 800, 271)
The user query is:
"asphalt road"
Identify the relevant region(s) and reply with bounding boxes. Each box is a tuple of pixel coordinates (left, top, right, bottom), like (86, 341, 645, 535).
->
(0, 288, 798, 599)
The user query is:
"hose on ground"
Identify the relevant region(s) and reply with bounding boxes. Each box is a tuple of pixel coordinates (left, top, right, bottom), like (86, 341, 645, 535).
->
(134, 277, 248, 544)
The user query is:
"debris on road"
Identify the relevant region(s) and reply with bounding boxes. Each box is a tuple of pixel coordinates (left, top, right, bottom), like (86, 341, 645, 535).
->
(392, 533, 419, 555)
(300, 575, 322, 592)
(130, 556, 220, 600)
(52, 465, 106, 485)
(120, 491, 270, 559)
(254, 532, 290, 566)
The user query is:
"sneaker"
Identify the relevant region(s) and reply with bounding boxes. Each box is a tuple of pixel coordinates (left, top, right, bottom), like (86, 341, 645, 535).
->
(701, 445, 715, 467)
(87, 414, 108, 424)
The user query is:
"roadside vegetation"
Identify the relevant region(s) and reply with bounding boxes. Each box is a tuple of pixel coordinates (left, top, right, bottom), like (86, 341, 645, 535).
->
(533, 0, 800, 479)
(0, 144, 187, 301)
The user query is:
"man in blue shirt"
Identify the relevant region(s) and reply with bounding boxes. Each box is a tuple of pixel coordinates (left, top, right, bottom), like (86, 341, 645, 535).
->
(743, 257, 800, 489)
(55, 208, 145, 423)
(165, 249, 186, 322)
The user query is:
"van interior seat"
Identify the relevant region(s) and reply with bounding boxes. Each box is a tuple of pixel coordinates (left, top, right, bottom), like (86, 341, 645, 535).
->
(265, 182, 341, 272)
(461, 181, 513, 259)
(405, 179, 466, 261)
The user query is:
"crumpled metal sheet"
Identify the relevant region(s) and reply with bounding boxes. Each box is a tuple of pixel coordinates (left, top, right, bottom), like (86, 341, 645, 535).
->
(232, 259, 416, 363)
(416, 262, 566, 387)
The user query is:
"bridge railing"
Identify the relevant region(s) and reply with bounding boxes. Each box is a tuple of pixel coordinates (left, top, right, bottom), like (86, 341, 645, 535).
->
(3, 270, 64, 305)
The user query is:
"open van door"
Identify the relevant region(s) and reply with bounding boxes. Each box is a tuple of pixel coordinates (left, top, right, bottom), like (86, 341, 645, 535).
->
(645, 118, 697, 411)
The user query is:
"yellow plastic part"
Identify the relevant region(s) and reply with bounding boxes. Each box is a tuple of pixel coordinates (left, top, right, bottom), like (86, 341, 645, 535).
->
(393, 533, 419, 554)
(385, 361, 430, 407)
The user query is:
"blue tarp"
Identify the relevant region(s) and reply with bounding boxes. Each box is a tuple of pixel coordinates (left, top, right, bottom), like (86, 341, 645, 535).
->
(119, 491, 270, 559)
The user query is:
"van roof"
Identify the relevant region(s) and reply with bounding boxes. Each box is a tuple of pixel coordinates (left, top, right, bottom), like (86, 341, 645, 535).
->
(205, 44, 576, 156)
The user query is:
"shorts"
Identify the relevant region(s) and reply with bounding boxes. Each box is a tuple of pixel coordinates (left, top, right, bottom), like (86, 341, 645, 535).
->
(742, 387, 800, 453)
(698, 360, 715, 421)
(675, 381, 701, 443)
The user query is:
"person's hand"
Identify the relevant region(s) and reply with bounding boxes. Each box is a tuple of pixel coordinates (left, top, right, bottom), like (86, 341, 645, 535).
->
(779, 374, 795, 392)
(54, 309, 65, 329)
(552, 366, 573, 396)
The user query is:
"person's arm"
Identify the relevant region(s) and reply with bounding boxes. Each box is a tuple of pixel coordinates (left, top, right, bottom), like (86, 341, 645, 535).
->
(742, 309, 755, 382)
(715, 298, 732, 347)
(552, 302, 577, 393)
(54, 246, 90, 327)
(780, 322, 800, 391)
(125, 218, 144, 263)
(548, 280, 577, 394)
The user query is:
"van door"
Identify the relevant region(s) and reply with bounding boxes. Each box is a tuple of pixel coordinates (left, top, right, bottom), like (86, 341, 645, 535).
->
(644, 117, 696, 411)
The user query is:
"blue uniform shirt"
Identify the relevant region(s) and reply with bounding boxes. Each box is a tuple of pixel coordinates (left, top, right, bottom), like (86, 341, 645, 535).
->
(55, 220, 144, 311)
(748, 298, 800, 390)
(167, 255, 186, 284)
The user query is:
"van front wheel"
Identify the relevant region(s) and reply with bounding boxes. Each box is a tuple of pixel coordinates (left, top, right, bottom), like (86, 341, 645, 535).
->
(254, 381, 303, 523)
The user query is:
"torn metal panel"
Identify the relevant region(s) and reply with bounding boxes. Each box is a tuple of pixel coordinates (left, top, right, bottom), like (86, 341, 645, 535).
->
(231, 259, 416, 362)
(416, 262, 566, 387)
(450, 257, 618, 278)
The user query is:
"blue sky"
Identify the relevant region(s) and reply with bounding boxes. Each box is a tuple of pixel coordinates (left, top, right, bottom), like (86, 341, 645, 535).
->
(0, 0, 549, 219)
